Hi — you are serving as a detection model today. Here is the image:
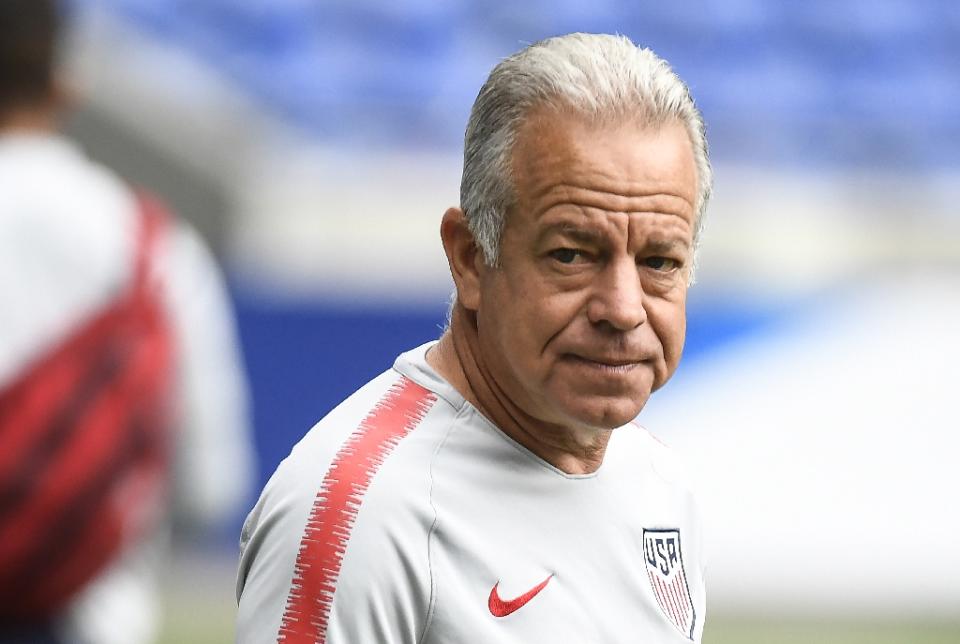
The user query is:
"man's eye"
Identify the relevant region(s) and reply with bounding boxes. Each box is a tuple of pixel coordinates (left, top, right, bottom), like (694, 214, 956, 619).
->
(644, 256, 680, 272)
(549, 248, 582, 264)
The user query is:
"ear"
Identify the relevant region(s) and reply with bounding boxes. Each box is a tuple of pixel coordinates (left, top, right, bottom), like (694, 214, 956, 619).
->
(440, 207, 484, 312)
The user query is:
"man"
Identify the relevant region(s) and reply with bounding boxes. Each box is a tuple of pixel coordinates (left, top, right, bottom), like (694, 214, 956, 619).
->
(237, 33, 712, 643)
(0, 1, 254, 642)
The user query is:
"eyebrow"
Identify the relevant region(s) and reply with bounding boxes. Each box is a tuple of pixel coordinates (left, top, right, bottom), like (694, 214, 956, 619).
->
(537, 219, 692, 253)
(537, 222, 605, 246)
(643, 238, 690, 254)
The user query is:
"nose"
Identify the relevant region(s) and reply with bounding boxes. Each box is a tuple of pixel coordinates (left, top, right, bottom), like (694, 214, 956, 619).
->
(586, 257, 647, 331)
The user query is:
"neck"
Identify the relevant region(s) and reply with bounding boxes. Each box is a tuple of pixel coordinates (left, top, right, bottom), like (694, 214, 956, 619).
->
(427, 304, 611, 475)
(0, 103, 59, 134)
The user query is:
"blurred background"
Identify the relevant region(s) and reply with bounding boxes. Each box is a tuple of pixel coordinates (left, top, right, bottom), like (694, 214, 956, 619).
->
(56, 0, 959, 642)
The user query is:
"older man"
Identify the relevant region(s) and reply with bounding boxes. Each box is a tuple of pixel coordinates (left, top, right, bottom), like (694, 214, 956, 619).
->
(237, 33, 712, 643)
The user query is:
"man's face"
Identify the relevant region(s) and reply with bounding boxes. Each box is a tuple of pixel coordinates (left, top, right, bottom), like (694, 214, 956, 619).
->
(473, 110, 698, 432)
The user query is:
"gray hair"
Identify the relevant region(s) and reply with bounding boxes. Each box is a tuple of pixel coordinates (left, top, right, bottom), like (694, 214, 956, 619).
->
(460, 33, 713, 278)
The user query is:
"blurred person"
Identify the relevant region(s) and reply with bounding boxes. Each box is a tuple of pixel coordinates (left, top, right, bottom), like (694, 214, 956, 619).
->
(0, 0, 255, 642)
(237, 33, 712, 643)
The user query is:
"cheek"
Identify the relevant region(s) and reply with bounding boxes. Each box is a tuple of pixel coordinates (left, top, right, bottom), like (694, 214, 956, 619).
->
(493, 273, 572, 340)
(667, 316, 686, 366)
(481, 267, 587, 366)
(651, 300, 687, 366)
(501, 300, 557, 358)
(481, 295, 568, 383)
(478, 292, 539, 365)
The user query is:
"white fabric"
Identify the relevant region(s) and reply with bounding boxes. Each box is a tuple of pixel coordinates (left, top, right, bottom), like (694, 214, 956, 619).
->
(237, 342, 704, 643)
(0, 132, 255, 643)
(639, 274, 960, 616)
(0, 134, 133, 386)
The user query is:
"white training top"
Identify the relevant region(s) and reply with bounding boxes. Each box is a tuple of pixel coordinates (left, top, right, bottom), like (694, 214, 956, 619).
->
(237, 342, 704, 643)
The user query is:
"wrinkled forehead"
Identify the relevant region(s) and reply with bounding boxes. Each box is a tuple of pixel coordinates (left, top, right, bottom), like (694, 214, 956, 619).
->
(508, 108, 699, 221)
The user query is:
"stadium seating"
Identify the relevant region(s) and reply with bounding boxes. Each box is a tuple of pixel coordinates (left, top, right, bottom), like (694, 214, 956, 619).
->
(71, 0, 959, 168)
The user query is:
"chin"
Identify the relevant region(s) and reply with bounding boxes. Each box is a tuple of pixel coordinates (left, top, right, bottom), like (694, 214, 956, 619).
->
(567, 397, 647, 430)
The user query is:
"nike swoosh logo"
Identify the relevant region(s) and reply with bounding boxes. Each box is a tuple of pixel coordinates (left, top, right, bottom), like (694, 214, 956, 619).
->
(488, 574, 553, 617)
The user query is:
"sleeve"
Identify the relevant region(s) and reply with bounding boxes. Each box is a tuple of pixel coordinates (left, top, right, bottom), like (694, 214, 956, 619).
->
(158, 220, 256, 530)
(236, 442, 434, 644)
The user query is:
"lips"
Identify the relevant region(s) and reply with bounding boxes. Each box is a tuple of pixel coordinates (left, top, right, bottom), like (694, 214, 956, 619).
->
(562, 354, 647, 369)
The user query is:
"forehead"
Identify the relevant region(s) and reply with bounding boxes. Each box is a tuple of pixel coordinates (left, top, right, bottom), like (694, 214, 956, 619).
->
(508, 108, 698, 229)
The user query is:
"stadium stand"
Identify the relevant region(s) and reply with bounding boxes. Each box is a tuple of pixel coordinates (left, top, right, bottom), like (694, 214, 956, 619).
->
(70, 0, 960, 167)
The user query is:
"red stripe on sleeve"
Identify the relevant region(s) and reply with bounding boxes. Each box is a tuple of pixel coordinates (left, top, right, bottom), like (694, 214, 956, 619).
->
(277, 377, 436, 643)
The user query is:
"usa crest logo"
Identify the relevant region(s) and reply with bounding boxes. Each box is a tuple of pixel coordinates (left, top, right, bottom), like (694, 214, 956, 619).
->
(642, 528, 696, 640)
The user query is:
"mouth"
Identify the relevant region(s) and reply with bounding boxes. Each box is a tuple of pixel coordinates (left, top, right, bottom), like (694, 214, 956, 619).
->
(562, 354, 646, 373)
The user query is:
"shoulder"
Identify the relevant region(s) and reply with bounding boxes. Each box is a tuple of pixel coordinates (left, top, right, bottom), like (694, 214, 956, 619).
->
(604, 421, 703, 545)
(609, 421, 695, 491)
(614, 420, 706, 565)
(0, 136, 139, 385)
(237, 369, 453, 643)
(240, 369, 445, 560)
(280, 369, 450, 501)
(0, 135, 136, 236)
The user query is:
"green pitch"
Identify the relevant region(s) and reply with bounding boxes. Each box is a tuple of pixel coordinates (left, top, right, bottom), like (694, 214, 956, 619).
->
(704, 617, 960, 644)
(158, 605, 960, 644)
(156, 554, 960, 644)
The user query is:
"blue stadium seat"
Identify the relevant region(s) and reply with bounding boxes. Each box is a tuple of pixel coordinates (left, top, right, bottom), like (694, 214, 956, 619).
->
(75, 0, 959, 169)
